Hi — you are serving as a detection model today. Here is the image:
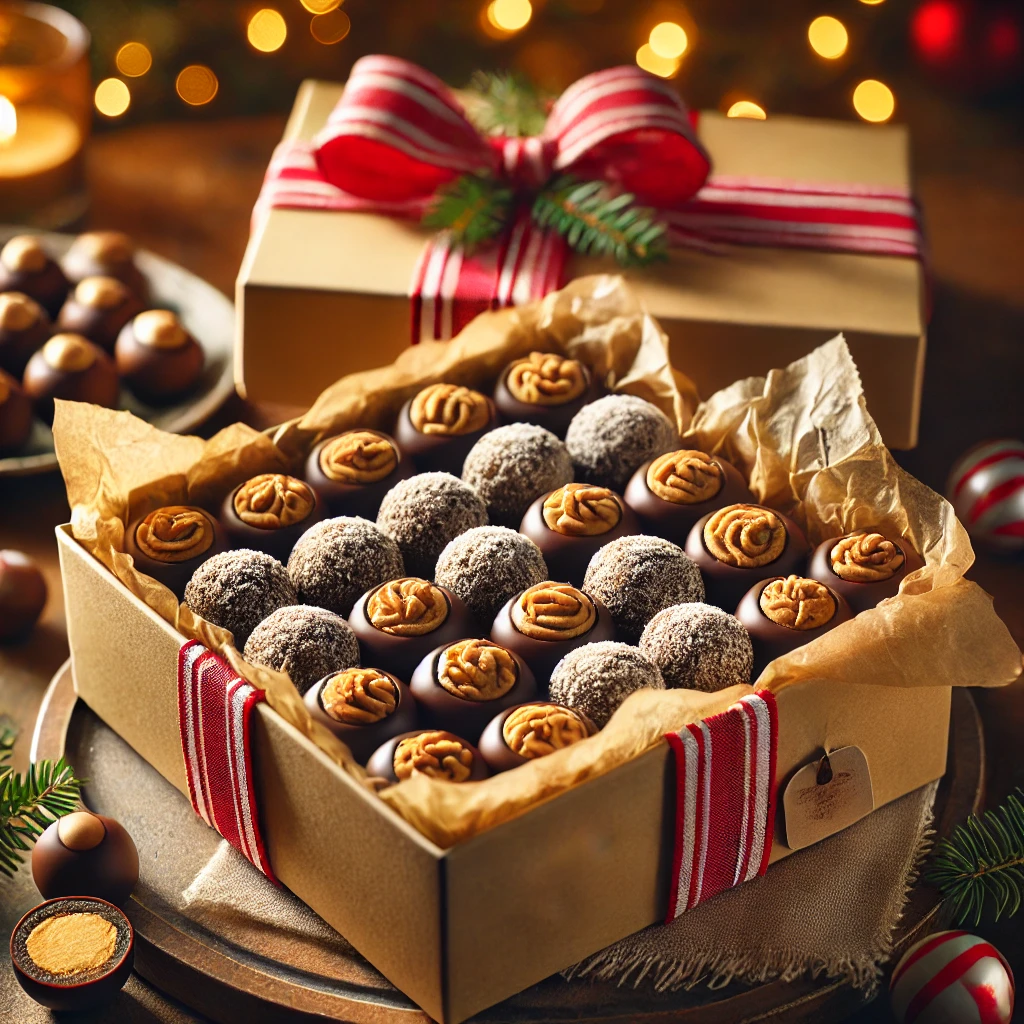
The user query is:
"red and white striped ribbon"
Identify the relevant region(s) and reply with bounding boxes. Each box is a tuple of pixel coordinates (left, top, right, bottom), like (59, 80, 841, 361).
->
(177, 640, 277, 883)
(664, 690, 778, 920)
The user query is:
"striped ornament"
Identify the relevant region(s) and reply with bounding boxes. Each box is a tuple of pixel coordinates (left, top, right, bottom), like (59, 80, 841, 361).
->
(890, 930, 1015, 1024)
(946, 439, 1024, 553)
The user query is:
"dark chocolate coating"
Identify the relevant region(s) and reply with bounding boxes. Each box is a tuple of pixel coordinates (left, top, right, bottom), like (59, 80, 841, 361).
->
(807, 531, 924, 614)
(477, 702, 596, 773)
(393, 395, 497, 474)
(31, 813, 140, 907)
(0, 373, 34, 454)
(219, 480, 327, 562)
(124, 507, 224, 599)
(735, 577, 854, 677)
(519, 489, 639, 586)
(22, 340, 119, 424)
(493, 362, 599, 438)
(0, 549, 48, 642)
(62, 237, 150, 304)
(0, 260, 69, 318)
(365, 729, 490, 783)
(624, 454, 753, 544)
(685, 506, 810, 611)
(114, 318, 204, 405)
(57, 288, 145, 354)
(0, 305, 51, 379)
(349, 582, 473, 679)
(304, 431, 416, 519)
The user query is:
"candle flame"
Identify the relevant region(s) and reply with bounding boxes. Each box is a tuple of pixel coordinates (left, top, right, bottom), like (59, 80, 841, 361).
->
(0, 96, 16, 144)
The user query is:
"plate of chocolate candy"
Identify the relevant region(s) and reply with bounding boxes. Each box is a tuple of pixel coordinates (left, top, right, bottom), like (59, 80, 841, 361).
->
(0, 227, 236, 476)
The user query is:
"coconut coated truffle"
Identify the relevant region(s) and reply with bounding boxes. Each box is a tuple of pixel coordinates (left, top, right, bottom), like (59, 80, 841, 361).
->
(639, 602, 753, 692)
(548, 641, 664, 728)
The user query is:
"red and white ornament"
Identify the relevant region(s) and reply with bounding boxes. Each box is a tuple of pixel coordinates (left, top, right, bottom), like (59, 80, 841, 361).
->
(946, 439, 1024, 553)
(890, 930, 1015, 1024)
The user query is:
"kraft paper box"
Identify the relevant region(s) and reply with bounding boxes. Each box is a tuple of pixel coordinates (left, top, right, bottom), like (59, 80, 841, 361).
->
(237, 79, 926, 447)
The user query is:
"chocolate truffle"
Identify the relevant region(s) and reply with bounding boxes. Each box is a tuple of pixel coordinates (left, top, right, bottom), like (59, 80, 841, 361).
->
(493, 351, 598, 437)
(0, 292, 51, 378)
(410, 638, 537, 742)
(349, 577, 472, 679)
(62, 231, 149, 302)
(304, 429, 415, 519)
(220, 473, 326, 562)
(685, 503, 810, 610)
(31, 812, 139, 908)
(807, 529, 923, 614)
(520, 482, 638, 586)
(490, 580, 616, 684)
(548, 641, 664, 728)
(288, 516, 404, 617)
(0, 236, 68, 316)
(56, 277, 144, 354)
(565, 394, 679, 491)
(583, 535, 705, 643)
(639, 602, 753, 692)
(462, 422, 574, 526)
(0, 549, 47, 642)
(125, 505, 223, 598)
(115, 309, 204, 404)
(625, 449, 753, 544)
(434, 526, 548, 625)
(478, 702, 597, 773)
(365, 729, 489, 784)
(376, 472, 487, 578)
(183, 548, 296, 648)
(393, 382, 497, 473)
(22, 334, 120, 423)
(304, 667, 418, 763)
(0, 370, 33, 454)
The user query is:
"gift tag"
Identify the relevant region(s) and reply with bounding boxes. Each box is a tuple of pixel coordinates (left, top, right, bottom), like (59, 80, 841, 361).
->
(783, 745, 874, 851)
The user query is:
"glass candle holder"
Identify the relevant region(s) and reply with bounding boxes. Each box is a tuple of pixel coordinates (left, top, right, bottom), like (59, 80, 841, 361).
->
(0, 2, 90, 228)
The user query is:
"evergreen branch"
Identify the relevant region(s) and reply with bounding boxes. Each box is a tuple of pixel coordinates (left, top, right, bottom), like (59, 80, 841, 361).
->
(467, 70, 549, 138)
(926, 789, 1024, 926)
(422, 174, 514, 253)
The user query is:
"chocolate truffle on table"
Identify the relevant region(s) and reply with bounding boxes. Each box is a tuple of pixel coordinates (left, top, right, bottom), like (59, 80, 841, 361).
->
(493, 350, 598, 437)
(478, 702, 597, 773)
(0, 292, 51, 378)
(0, 235, 68, 316)
(0, 549, 47, 642)
(220, 473, 325, 562)
(125, 505, 223, 598)
(0, 370, 33, 454)
(115, 309, 204, 404)
(685, 503, 810, 610)
(394, 382, 497, 473)
(366, 729, 489, 784)
(56, 276, 144, 353)
(22, 334, 119, 424)
(62, 230, 150, 303)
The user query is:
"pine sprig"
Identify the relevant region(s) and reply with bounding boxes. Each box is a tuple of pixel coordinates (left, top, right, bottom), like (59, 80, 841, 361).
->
(467, 70, 549, 138)
(422, 174, 514, 253)
(926, 789, 1024, 926)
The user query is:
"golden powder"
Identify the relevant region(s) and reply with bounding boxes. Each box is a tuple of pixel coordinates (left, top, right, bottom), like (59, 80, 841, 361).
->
(26, 913, 117, 977)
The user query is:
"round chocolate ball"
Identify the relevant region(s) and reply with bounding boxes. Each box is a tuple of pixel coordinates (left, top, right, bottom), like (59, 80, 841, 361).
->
(124, 505, 223, 599)
(685, 503, 810, 610)
(462, 422, 574, 526)
(0, 292, 51, 379)
(519, 482, 638, 586)
(434, 526, 548, 626)
(115, 309, 204, 405)
(493, 351, 599, 438)
(624, 449, 753, 544)
(32, 812, 139, 907)
(639, 602, 753, 692)
(0, 236, 69, 316)
(807, 529, 924, 614)
(737, 575, 854, 677)
(23, 334, 119, 424)
(478, 702, 597, 773)
(184, 548, 296, 649)
(376, 472, 487, 579)
(410, 638, 537, 742)
(288, 516, 404, 618)
(304, 667, 418, 763)
(0, 370, 33, 455)
(220, 473, 326, 562)
(57, 277, 144, 354)
(243, 605, 360, 694)
(349, 577, 472, 679)
(548, 642, 665, 728)
(365, 729, 489, 784)
(0, 549, 47, 643)
(304, 429, 415, 519)
(62, 231, 150, 303)
(565, 393, 679, 491)
(583, 535, 704, 643)
(393, 382, 497, 473)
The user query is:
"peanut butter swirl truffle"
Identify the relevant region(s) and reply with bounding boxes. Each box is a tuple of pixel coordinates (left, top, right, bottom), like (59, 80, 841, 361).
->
(478, 701, 597, 773)
(493, 351, 597, 437)
(221, 472, 326, 561)
(394, 382, 497, 473)
(0, 235, 69, 316)
(366, 729, 489, 784)
(0, 292, 51, 379)
(22, 334, 120, 424)
(125, 504, 223, 597)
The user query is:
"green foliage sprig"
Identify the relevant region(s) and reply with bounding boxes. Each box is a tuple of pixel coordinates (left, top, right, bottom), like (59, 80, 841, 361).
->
(422, 174, 514, 253)
(468, 70, 550, 139)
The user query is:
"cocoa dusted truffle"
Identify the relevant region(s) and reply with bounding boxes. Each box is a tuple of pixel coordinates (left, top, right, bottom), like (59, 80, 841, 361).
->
(243, 605, 359, 694)
(639, 603, 753, 692)
(434, 526, 548, 625)
(583, 535, 705, 643)
(62, 231, 150, 302)
(493, 351, 598, 437)
(0, 549, 48, 642)
(462, 423, 574, 526)
(394, 382, 498, 473)
(548, 641, 664, 728)
(565, 394, 679, 491)
(288, 516, 404, 617)
(56, 277, 144, 353)
(0, 292, 51, 378)
(366, 729, 489, 784)
(478, 702, 597, 773)
(183, 548, 296, 648)
(220, 473, 326, 561)
(0, 370, 33, 454)
(125, 505, 223, 598)
(22, 334, 119, 424)
(0, 236, 68, 316)
(115, 309, 204, 404)
(376, 472, 487, 578)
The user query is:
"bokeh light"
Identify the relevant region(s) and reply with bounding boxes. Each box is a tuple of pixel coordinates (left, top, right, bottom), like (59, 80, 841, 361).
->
(635, 43, 680, 78)
(248, 9, 287, 52)
(911, 0, 961, 61)
(300, 0, 340, 11)
(859, 0, 885, 5)
(649, 22, 688, 59)
(94, 78, 130, 118)
(0, 97, 16, 143)
(852, 79, 895, 122)
(726, 100, 767, 119)
(808, 16, 849, 59)
(310, 9, 351, 44)
(115, 42, 152, 78)
(176, 65, 219, 106)
(487, 0, 533, 33)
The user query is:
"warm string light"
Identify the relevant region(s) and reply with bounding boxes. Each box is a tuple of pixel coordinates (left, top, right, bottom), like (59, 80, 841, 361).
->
(301, 0, 340, 11)
(0, 96, 16, 143)
(635, 44, 679, 77)
(852, 79, 895, 121)
(808, 15, 849, 59)
(726, 100, 767, 119)
(95, 78, 130, 118)
(176, 65, 219, 107)
(248, 9, 288, 52)
(648, 21, 687, 59)
(859, 0, 885, 5)
(487, 0, 533, 33)
(115, 42, 152, 78)
(310, 8, 350, 43)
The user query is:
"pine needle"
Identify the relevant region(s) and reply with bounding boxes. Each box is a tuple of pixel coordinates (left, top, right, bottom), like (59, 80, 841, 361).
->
(467, 70, 549, 138)
(422, 174, 514, 253)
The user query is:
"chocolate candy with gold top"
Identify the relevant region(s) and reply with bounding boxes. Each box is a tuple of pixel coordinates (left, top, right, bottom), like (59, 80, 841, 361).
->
(394, 382, 498, 473)
(0, 236, 69, 316)
(115, 310, 204, 404)
(56, 277, 144, 353)
(365, 729, 489, 784)
(0, 292, 51, 378)
(220, 473, 326, 561)
(125, 505, 223, 598)
(0, 549, 48, 642)
(625, 450, 753, 544)
(493, 351, 598, 437)
(478, 702, 597, 773)
(304, 429, 415, 519)
(304, 667, 418, 763)
(62, 231, 150, 303)
(807, 529, 923, 614)
(736, 575, 853, 676)
(685, 503, 809, 610)
(22, 334, 119, 423)
(410, 638, 537, 742)
(0, 370, 33, 454)
(349, 577, 472, 678)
